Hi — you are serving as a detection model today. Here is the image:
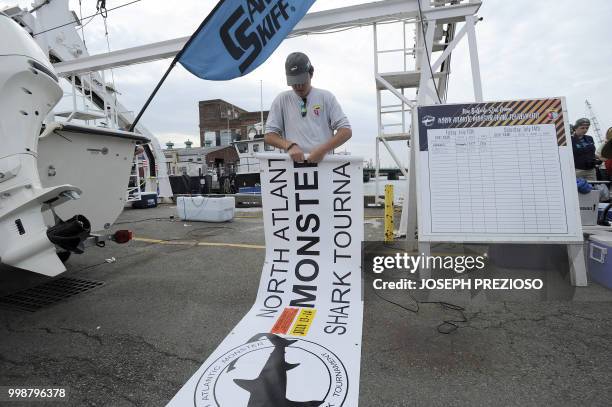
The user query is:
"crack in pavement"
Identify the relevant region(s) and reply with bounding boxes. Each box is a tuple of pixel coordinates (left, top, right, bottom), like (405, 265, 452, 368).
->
(0, 352, 162, 406)
(98, 383, 139, 407)
(0, 353, 20, 366)
(2, 323, 200, 365)
(58, 327, 104, 346)
(119, 333, 202, 365)
(463, 308, 607, 331)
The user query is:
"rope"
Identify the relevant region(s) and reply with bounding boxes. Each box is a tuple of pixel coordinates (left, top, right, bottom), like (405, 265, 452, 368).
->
(78, 0, 87, 51)
(100, 2, 119, 128)
(416, 0, 443, 104)
(96, 0, 108, 18)
(33, 0, 143, 36)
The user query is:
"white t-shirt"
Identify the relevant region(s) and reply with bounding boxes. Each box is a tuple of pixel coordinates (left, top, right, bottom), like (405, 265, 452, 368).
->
(265, 87, 351, 153)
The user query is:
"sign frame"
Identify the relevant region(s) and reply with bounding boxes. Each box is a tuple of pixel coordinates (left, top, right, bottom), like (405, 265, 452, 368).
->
(414, 96, 583, 244)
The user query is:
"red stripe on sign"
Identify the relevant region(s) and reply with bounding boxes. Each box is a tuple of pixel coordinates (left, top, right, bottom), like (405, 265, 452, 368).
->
(270, 307, 299, 334)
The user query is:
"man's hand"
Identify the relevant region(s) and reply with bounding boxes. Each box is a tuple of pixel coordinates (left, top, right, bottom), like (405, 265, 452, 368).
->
(307, 146, 327, 163)
(288, 143, 305, 162)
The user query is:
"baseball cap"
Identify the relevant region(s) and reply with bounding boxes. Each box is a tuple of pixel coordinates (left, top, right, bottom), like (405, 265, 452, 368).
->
(575, 118, 590, 128)
(285, 52, 312, 86)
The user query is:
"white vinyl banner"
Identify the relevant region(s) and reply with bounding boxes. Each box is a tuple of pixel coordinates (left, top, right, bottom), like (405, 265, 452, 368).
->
(168, 154, 364, 407)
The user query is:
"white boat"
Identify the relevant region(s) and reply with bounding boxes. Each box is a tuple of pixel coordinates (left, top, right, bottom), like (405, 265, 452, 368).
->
(233, 136, 278, 191)
(0, 12, 145, 276)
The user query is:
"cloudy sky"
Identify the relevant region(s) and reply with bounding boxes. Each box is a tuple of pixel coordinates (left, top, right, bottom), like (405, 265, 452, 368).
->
(4, 0, 612, 166)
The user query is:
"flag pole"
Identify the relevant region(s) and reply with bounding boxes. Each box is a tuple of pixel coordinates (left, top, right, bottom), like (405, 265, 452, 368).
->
(128, 0, 228, 132)
(128, 59, 178, 131)
(260, 80, 264, 135)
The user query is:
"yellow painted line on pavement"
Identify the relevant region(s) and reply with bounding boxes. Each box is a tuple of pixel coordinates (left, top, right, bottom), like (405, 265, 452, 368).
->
(133, 237, 265, 250)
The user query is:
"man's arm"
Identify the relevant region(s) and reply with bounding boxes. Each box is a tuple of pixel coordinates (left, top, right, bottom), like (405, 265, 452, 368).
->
(264, 132, 291, 150)
(265, 132, 305, 162)
(307, 127, 352, 163)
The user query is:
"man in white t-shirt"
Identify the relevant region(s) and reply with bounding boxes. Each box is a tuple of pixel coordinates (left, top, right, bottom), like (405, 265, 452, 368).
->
(264, 52, 352, 163)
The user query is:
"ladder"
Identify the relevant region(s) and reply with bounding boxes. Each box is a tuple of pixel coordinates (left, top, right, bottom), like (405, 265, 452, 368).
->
(126, 154, 143, 202)
(372, 0, 463, 205)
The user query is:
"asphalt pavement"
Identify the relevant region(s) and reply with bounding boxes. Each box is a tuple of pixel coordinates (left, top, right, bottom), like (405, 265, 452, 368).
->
(1, 204, 611, 406)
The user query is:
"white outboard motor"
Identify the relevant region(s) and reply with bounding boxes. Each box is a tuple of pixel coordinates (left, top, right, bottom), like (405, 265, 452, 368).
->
(0, 13, 83, 276)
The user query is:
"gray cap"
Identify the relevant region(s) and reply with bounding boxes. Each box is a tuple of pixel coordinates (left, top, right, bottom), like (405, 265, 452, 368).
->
(285, 52, 312, 86)
(575, 118, 591, 128)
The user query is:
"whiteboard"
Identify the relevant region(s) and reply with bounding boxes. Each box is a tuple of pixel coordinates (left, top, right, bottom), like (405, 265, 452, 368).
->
(415, 97, 583, 243)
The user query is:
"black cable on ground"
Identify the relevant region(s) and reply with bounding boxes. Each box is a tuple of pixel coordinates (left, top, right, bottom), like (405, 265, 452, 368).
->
(365, 263, 467, 334)
(71, 219, 242, 272)
(185, 225, 235, 239)
(113, 217, 176, 225)
(419, 300, 467, 334)
(71, 223, 236, 272)
(71, 235, 200, 273)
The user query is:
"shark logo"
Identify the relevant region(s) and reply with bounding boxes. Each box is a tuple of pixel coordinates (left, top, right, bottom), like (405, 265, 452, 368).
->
(233, 334, 323, 407)
(421, 115, 435, 127)
(194, 333, 349, 406)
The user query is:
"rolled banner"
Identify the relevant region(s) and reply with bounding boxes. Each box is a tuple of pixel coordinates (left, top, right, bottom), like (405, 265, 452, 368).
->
(168, 154, 364, 407)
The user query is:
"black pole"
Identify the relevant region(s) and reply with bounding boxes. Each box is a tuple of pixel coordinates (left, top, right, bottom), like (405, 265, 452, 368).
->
(128, 0, 229, 132)
(128, 59, 178, 132)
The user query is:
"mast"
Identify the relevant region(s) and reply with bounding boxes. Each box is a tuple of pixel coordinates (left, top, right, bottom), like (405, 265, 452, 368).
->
(260, 80, 264, 136)
(585, 99, 604, 145)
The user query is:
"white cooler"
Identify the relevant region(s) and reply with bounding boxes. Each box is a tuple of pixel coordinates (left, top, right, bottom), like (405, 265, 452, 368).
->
(176, 196, 235, 222)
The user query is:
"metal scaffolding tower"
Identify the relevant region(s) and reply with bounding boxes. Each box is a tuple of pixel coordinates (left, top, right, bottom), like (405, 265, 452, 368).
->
(370, 1, 483, 244)
(372, 2, 464, 204)
(585, 100, 604, 145)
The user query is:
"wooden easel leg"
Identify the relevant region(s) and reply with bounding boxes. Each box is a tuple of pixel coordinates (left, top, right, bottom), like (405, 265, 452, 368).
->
(404, 122, 418, 252)
(567, 243, 588, 286)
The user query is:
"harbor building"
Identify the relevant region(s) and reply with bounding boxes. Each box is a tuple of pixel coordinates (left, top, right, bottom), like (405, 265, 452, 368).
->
(198, 99, 269, 147)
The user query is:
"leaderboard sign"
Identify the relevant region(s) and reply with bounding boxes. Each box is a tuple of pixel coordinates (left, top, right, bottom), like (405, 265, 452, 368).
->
(415, 97, 582, 243)
(168, 154, 364, 407)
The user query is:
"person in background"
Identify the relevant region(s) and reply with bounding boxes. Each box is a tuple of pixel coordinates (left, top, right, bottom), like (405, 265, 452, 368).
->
(571, 118, 597, 180)
(598, 127, 612, 178)
(264, 52, 352, 163)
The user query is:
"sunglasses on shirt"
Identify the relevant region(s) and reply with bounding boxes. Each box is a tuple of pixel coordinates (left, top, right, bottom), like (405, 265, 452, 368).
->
(301, 98, 307, 117)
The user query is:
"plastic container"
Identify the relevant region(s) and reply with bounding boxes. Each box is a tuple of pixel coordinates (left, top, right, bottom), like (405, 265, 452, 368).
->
(598, 203, 612, 223)
(238, 186, 261, 194)
(132, 192, 158, 209)
(176, 196, 235, 222)
(578, 190, 599, 226)
(587, 235, 612, 289)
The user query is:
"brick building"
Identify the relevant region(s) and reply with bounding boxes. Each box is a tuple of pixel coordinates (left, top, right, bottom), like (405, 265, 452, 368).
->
(198, 99, 269, 147)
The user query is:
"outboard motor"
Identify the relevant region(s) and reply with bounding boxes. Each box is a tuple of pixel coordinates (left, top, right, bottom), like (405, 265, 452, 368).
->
(0, 13, 85, 276)
(47, 215, 91, 254)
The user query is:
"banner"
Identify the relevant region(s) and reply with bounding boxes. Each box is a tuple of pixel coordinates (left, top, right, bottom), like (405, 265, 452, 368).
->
(179, 0, 317, 80)
(168, 154, 364, 406)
